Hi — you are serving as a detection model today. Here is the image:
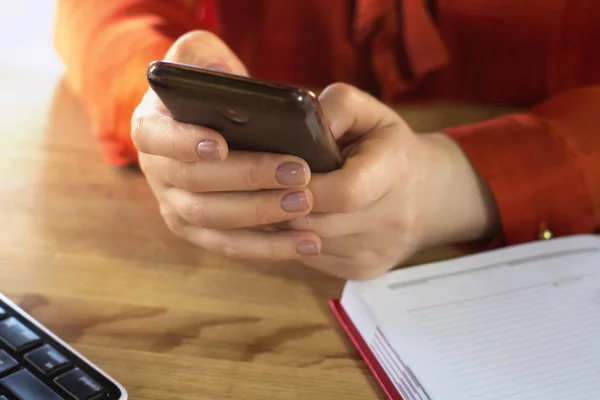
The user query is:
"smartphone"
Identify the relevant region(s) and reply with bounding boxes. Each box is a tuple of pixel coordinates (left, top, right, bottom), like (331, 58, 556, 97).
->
(146, 60, 342, 173)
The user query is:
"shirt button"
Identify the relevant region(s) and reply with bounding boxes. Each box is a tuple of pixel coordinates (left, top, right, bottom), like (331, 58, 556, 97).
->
(538, 222, 553, 240)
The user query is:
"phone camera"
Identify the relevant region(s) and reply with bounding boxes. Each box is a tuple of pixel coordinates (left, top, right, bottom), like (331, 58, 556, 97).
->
(219, 108, 250, 125)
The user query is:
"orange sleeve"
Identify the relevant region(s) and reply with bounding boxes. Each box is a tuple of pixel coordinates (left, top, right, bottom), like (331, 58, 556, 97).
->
(54, 0, 203, 166)
(445, 86, 600, 246)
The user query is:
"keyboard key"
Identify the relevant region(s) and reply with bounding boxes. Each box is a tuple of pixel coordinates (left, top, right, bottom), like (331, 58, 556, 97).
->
(55, 368, 104, 400)
(25, 344, 71, 375)
(1, 369, 64, 400)
(0, 350, 18, 376)
(0, 306, 5, 317)
(0, 317, 41, 352)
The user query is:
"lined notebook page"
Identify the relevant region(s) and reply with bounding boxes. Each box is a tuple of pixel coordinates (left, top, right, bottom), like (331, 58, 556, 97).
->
(342, 235, 600, 400)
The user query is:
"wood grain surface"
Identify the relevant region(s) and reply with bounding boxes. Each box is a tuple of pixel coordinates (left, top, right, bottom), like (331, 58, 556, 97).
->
(0, 67, 515, 399)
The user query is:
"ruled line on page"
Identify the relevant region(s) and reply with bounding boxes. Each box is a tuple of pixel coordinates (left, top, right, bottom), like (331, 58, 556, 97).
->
(465, 362, 600, 395)
(411, 287, 552, 327)
(387, 247, 600, 290)
(410, 278, 599, 329)
(433, 308, 599, 358)
(416, 290, 598, 349)
(453, 336, 589, 383)
(401, 270, 600, 400)
(453, 350, 585, 379)
(447, 341, 592, 375)
(405, 272, 600, 314)
(431, 319, 593, 356)
(434, 311, 596, 367)
(440, 330, 595, 365)
(480, 370, 600, 400)
(410, 275, 599, 332)
(545, 383, 600, 400)
(352, 238, 600, 400)
(422, 303, 590, 346)
(455, 345, 592, 382)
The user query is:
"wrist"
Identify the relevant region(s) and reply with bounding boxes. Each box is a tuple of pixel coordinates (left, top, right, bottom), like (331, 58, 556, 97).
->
(418, 133, 501, 247)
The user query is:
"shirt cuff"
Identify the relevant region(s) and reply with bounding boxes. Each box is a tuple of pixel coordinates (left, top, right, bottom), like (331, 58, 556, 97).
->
(444, 112, 595, 249)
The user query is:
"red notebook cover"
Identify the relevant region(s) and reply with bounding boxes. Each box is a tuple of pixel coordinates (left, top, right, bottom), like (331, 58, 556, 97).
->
(329, 299, 403, 400)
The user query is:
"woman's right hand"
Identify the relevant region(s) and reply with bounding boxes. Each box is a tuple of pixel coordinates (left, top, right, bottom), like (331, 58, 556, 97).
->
(132, 31, 322, 260)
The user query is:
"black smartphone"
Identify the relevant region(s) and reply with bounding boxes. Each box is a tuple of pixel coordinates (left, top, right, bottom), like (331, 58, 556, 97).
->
(146, 60, 342, 173)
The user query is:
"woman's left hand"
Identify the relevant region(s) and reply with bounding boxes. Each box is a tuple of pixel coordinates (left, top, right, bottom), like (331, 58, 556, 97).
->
(283, 84, 500, 280)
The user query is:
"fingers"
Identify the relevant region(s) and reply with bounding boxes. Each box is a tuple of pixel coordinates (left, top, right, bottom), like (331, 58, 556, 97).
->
(275, 209, 370, 238)
(299, 233, 409, 280)
(164, 215, 321, 260)
(140, 30, 329, 262)
(318, 83, 402, 141)
(165, 30, 248, 76)
(143, 151, 310, 192)
(305, 83, 411, 213)
(309, 125, 409, 213)
(164, 187, 314, 229)
(133, 30, 249, 162)
(132, 94, 229, 162)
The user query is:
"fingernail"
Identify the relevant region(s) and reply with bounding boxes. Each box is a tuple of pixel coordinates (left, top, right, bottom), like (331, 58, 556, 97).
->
(205, 63, 227, 72)
(281, 191, 309, 213)
(197, 140, 222, 161)
(276, 162, 306, 186)
(297, 240, 320, 256)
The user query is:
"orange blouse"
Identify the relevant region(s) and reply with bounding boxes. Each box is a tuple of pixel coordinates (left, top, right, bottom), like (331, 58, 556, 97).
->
(54, 0, 600, 246)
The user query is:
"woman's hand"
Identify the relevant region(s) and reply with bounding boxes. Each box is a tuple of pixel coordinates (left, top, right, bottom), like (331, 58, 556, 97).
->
(134, 30, 323, 260)
(277, 84, 500, 279)
(133, 30, 500, 280)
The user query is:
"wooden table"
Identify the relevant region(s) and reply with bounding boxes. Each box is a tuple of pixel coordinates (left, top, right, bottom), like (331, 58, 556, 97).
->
(0, 67, 515, 400)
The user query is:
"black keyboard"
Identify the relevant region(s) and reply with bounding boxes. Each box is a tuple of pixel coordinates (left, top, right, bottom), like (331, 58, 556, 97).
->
(0, 293, 127, 400)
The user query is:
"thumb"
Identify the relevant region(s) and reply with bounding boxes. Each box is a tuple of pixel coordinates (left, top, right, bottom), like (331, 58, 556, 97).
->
(318, 83, 404, 142)
(309, 122, 407, 213)
(309, 85, 411, 213)
(164, 30, 248, 76)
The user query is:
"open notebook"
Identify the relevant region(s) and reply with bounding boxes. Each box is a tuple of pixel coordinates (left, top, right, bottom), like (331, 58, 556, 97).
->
(331, 234, 600, 400)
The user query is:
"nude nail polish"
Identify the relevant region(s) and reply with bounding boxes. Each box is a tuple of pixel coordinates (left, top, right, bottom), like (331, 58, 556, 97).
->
(296, 241, 320, 255)
(275, 162, 306, 186)
(281, 191, 309, 213)
(197, 140, 222, 161)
